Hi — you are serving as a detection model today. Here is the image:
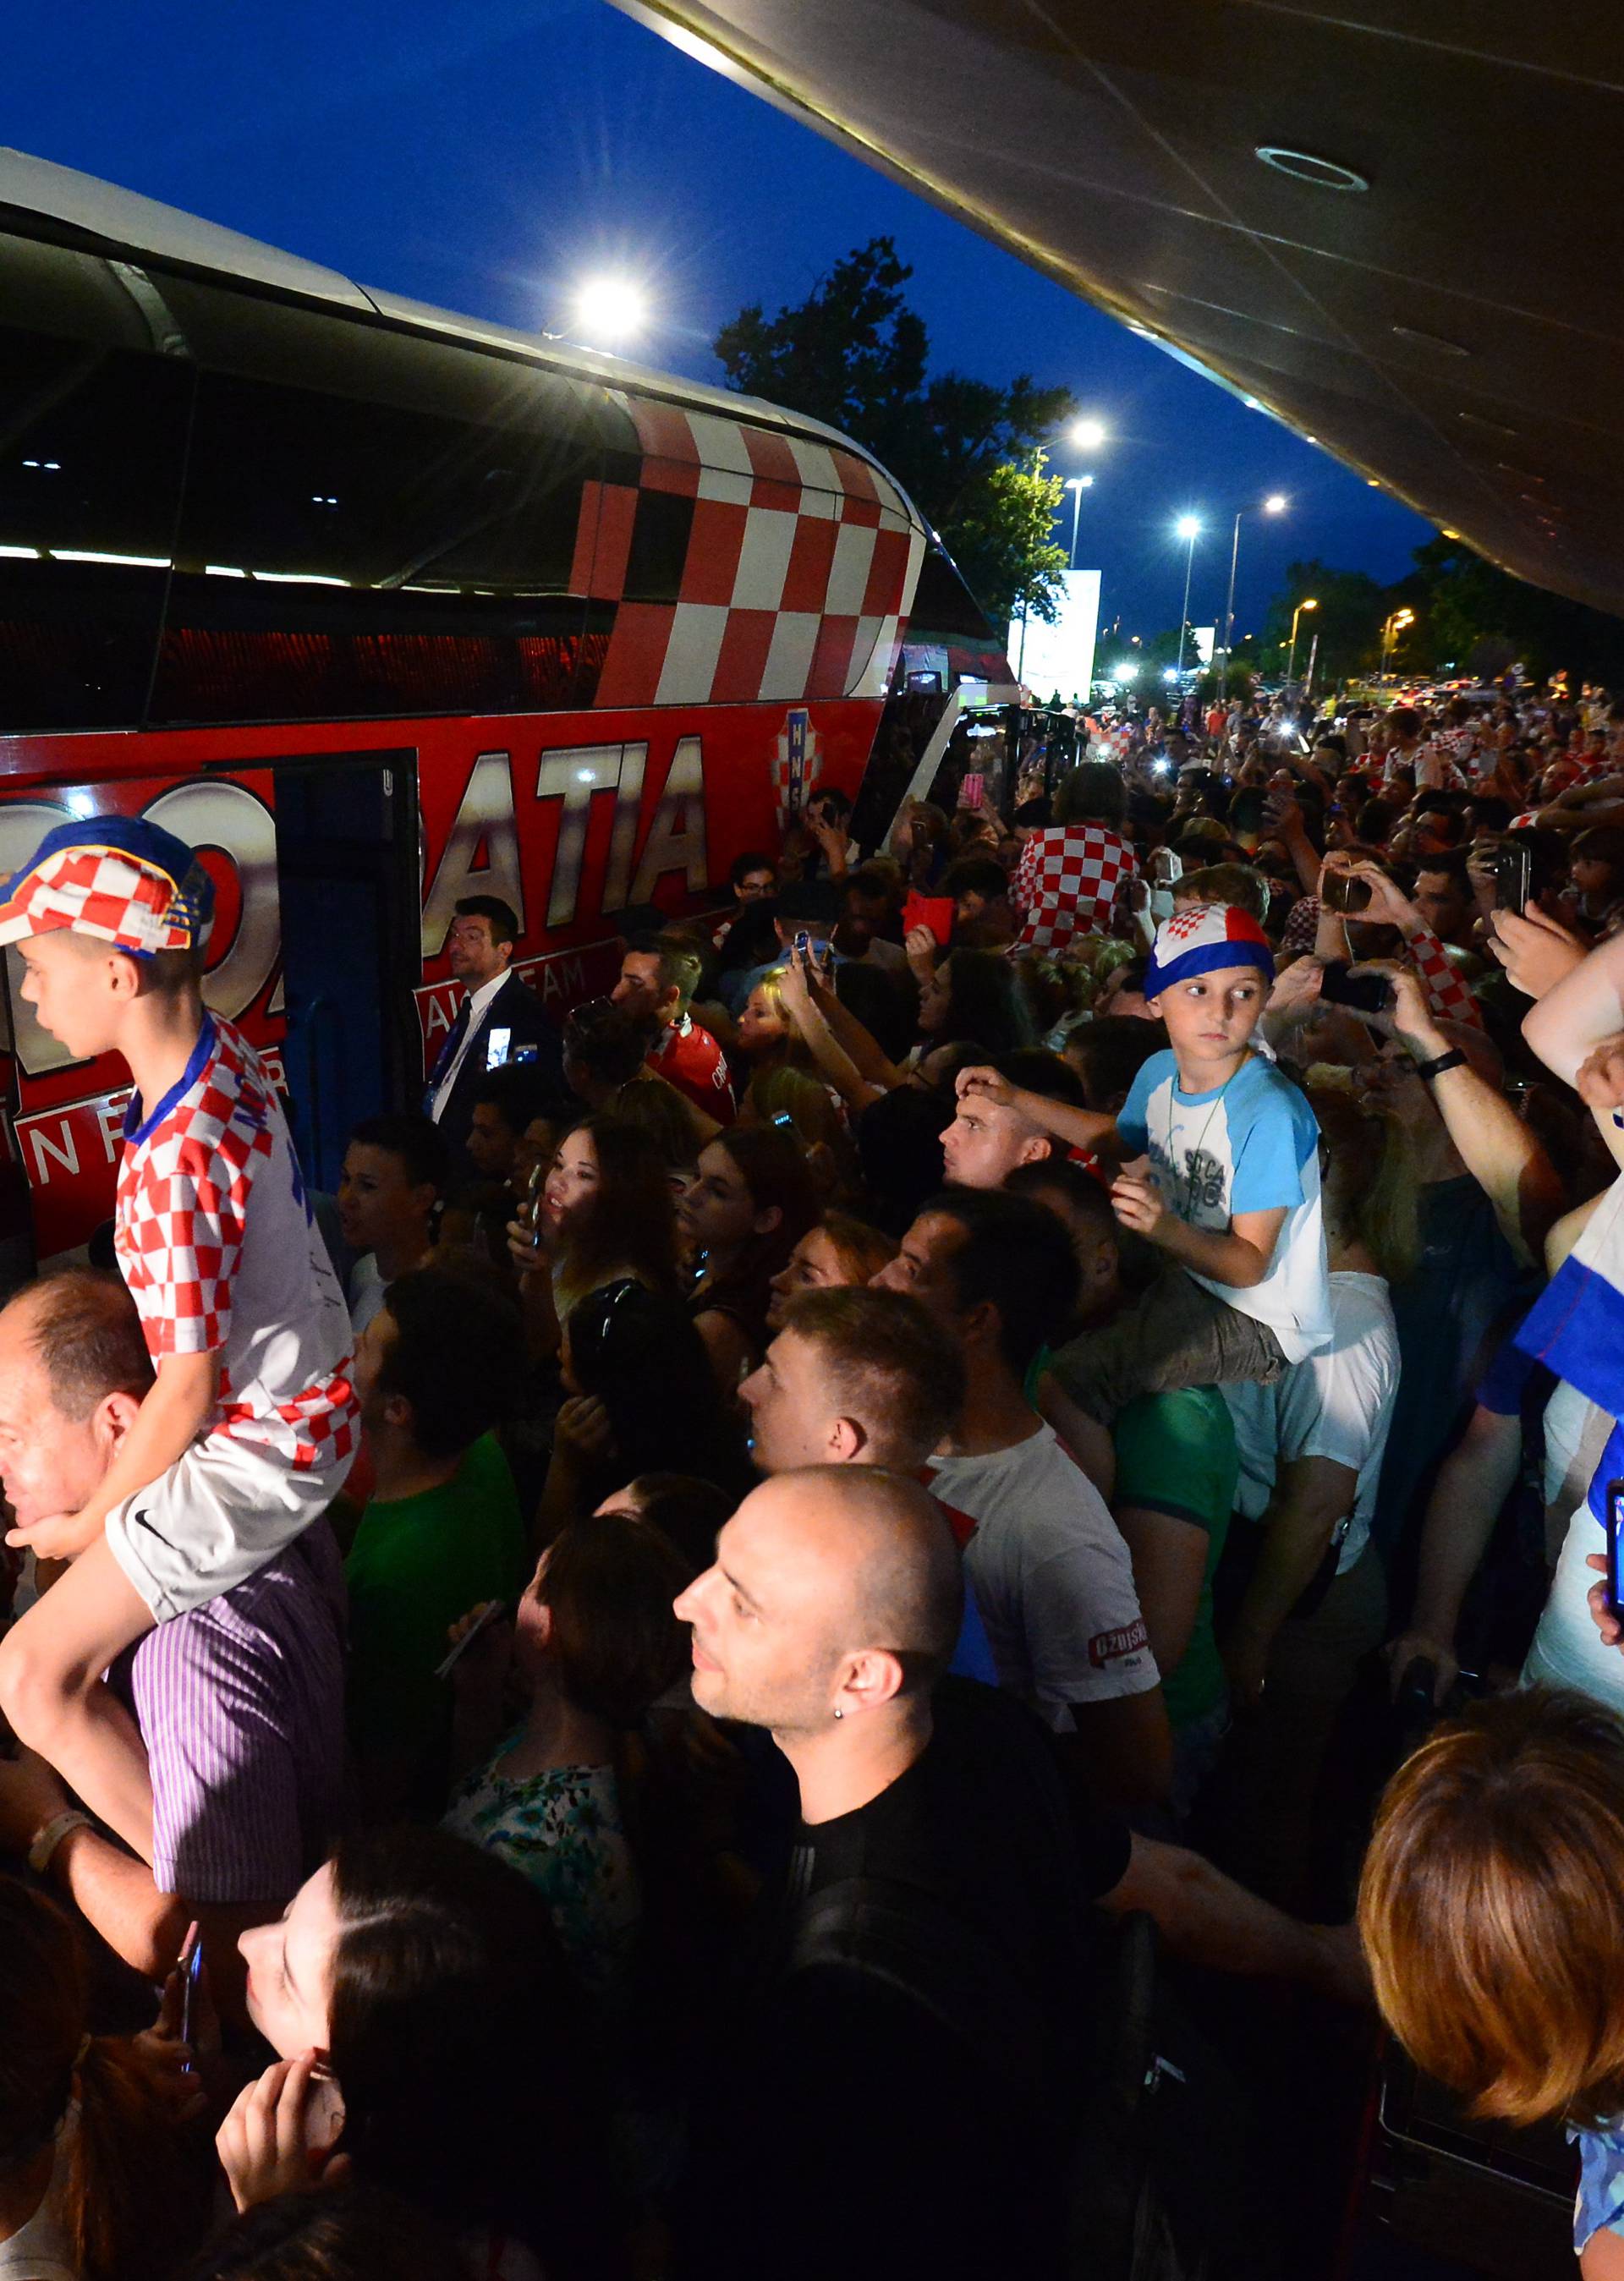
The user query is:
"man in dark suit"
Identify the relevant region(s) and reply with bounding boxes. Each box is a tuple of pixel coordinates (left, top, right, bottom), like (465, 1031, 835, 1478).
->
(423, 895, 563, 1158)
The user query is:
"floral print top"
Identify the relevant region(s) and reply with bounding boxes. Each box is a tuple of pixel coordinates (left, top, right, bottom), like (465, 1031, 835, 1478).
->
(442, 1735, 639, 2007)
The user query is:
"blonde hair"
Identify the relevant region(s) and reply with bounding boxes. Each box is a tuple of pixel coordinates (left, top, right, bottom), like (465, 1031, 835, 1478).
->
(1359, 1689, 1624, 2129)
(1309, 1088, 1422, 1286)
(744, 1064, 858, 1201)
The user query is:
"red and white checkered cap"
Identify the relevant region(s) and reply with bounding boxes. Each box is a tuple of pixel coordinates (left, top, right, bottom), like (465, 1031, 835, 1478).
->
(0, 816, 211, 957)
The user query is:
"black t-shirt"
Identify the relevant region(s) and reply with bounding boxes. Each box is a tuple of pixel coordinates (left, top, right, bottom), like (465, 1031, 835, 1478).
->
(679, 1680, 1128, 2280)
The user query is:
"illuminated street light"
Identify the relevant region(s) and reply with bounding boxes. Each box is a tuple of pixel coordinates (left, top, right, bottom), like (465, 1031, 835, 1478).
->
(1380, 605, 1416, 677)
(1071, 417, 1107, 451)
(1116, 659, 1140, 680)
(1287, 595, 1319, 683)
(1062, 474, 1096, 569)
(1173, 517, 1202, 683)
(1264, 493, 1287, 515)
(570, 276, 649, 348)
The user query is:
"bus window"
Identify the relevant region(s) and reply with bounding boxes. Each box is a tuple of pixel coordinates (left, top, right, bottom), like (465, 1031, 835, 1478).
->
(0, 233, 193, 734)
(147, 280, 628, 726)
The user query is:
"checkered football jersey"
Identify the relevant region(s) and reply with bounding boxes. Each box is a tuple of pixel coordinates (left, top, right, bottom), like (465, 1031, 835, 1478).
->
(1013, 825, 1138, 951)
(115, 1017, 358, 1477)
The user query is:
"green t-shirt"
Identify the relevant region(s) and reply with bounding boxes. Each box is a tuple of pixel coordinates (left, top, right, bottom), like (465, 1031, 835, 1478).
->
(344, 1433, 529, 1802)
(1111, 1388, 1237, 1730)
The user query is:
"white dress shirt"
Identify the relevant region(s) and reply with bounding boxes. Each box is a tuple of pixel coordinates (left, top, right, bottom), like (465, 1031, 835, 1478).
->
(428, 970, 508, 1123)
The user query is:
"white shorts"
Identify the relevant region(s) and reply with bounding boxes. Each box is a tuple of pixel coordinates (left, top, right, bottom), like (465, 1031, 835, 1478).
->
(104, 1432, 356, 1624)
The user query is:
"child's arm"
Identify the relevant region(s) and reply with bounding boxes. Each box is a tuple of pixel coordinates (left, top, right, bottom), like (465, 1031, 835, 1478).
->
(955, 1066, 1122, 1160)
(1522, 928, 1624, 1087)
(6, 1352, 219, 1561)
(1111, 1160, 1286, 1288)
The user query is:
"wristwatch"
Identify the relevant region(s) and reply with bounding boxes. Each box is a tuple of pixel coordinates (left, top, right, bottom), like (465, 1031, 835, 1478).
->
(1413, 1047, 1468, 1083)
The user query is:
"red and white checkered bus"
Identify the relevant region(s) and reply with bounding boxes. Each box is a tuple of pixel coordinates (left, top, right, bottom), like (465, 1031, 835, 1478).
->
(0, 151, 979, 1259)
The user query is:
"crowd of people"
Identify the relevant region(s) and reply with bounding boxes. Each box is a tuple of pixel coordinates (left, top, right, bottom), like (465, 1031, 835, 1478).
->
(7, 670, 1624, 2275)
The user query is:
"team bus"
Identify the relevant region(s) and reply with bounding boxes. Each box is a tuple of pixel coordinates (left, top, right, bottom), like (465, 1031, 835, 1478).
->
(0, 149, 997, 1261)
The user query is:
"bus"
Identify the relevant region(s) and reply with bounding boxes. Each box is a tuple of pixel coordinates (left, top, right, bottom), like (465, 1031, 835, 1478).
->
(0, 147, 980, 1260)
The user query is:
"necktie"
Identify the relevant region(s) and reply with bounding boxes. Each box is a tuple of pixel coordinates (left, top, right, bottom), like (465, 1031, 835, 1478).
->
(423, 994, 471, 1113)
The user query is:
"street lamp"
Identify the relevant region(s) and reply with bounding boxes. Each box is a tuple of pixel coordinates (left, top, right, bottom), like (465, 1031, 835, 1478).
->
(1174, 516, 1200, 684)
(1071, 417, 1107, 451)
(1380, 606, 1415, 677)
(1287, 596, 1319, 683)
(1220, 493, 1288, 699)
(569, 275, 649, 348)
(1062, 474, 1095, 570)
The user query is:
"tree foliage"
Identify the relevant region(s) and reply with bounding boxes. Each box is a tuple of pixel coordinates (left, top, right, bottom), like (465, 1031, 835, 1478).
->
(1258, 535, 1624, 686)
(715, 239, 1076, 630)
(1256, 558, 1388, 683)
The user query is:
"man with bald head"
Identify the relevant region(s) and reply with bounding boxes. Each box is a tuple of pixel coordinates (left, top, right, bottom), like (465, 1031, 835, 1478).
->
(674, 1467, 1369, 2281)
(0, 1269, 345, 2013)
(676, 1464, 1095, 2278)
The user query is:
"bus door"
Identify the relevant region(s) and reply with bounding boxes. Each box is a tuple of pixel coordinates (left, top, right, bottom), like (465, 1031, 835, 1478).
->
(270, 751, 420, 1193)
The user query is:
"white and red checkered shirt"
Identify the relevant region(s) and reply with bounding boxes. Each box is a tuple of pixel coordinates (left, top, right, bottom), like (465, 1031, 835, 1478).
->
(1012, 825, 1138, 952)
(1407, 929, 1484, 1031)
(116, 1017, 358, 1476)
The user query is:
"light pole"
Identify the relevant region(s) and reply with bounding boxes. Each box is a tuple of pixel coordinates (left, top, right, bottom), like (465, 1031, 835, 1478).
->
(1062, 474, 1095, 569)
(1220, 492, 1287, 699)
(1380, 606, 1415, 677)
(1287, 596, 1318, 683)
(1174, 516, 1200, 684)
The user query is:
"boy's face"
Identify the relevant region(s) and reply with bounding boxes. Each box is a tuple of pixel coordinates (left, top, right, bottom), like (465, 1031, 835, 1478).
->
(1149, 964, 1268, 1065)
(15, 931, 134, 1061)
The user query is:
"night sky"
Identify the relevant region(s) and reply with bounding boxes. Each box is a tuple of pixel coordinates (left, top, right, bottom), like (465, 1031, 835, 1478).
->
(9, 0, 1437, 639)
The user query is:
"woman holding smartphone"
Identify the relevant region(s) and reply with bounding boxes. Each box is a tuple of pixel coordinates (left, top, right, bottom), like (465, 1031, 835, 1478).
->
(222, 1827, 616, 2280)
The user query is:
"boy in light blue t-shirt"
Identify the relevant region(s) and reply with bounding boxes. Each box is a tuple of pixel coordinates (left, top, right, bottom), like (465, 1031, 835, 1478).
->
(958, 904, 1332, 1484)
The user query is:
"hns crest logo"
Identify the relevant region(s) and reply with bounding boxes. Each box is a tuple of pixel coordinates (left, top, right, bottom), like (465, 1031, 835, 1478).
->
(773, 709, 825, 828)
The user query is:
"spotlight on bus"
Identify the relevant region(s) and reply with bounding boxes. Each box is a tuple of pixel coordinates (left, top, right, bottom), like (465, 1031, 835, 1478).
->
(571, 276, 648, 348)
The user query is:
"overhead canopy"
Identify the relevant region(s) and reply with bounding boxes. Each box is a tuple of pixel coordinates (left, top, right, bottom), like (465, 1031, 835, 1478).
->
(612, 0, 1624, 617)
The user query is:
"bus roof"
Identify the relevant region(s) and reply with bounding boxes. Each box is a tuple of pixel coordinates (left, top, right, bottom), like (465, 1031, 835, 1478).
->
(0, 144, 900, 491)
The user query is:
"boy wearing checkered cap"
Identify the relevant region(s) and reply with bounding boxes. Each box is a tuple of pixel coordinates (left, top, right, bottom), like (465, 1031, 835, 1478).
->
(955, 902, 1332, 1489)
(0, 816, 357, 1869)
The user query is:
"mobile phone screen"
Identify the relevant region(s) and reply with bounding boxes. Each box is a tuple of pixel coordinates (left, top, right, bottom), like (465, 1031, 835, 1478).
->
(1609, 1481, 1624, 1618)
(180, 1934, 204, 2070)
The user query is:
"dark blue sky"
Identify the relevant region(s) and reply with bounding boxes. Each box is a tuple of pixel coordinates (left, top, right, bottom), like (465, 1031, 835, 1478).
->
(8, 0, 1435, 639)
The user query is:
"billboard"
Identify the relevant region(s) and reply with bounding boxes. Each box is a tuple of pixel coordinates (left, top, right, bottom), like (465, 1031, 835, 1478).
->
(1008, 569, 1101, 702)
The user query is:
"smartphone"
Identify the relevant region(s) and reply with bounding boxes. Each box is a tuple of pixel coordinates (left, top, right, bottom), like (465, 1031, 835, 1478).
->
(1319, 959, 1394, 1014)
(1323, 870, 1373, 915)
(1608, 1481, 1624, 1620)
(178, 1927, 204, 2072)
(1148, 847, 1183, 887)
(435, 1598, 508, 1681)
(1495, 842, 1533, 913)
(484, 1026, 512, 1071)
(957, 771, 985, 809)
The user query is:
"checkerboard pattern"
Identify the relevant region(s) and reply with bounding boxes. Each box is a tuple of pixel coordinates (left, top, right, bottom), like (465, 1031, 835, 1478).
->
(1408, 929, 1483, 1031)
(116, 1018, 359, 1473)
(1013, 825, 1138, 951)
(580, 403, 927, 709)
(1, 844, 200, 956)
